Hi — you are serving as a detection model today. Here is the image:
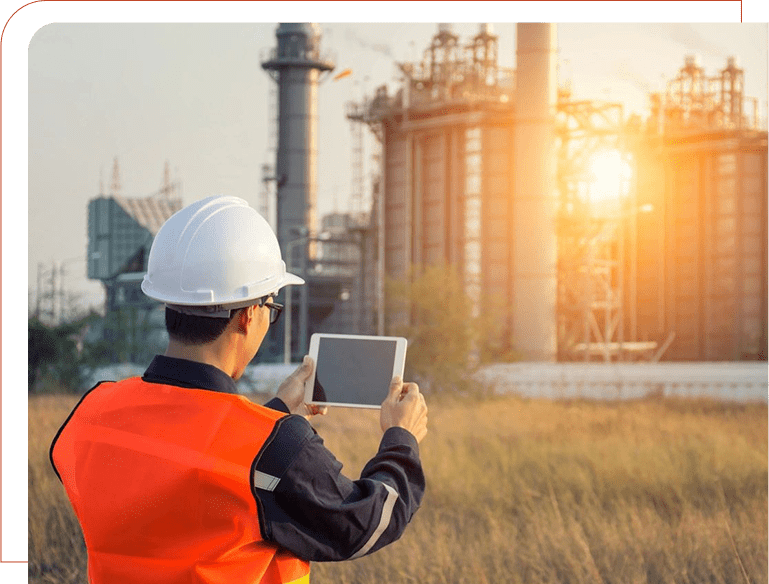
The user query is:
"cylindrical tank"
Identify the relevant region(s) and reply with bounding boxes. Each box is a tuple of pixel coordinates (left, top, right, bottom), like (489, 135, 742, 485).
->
(512, 23, 558, 360)
(262, 23, 334, 259)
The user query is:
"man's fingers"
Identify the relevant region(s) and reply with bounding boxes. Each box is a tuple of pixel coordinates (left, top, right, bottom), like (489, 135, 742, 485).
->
(305, 404, 327, 417)
(400, 382, 420, 400)
(389, 376, 403, 398)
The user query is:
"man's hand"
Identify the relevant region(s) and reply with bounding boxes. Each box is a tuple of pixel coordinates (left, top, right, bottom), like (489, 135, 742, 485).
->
(275, 356, 328, 419)
(380, 377, 428, 443)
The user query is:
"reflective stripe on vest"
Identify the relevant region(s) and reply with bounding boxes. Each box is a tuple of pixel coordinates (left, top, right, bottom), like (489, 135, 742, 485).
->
(51, 377, 311, 584)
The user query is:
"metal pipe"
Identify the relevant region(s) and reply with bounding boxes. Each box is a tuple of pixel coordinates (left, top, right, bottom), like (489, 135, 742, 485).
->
(357, 229, 366, 333)
(512, 23, 558, 361)
(377, 141, 386, 336)
(283, 235, 309, 364)
(299, 239, 308, 355)
(283, 283, 292, 364)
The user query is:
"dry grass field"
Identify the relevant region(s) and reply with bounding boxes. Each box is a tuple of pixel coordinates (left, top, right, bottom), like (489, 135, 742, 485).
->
(30, 392, 767, 584)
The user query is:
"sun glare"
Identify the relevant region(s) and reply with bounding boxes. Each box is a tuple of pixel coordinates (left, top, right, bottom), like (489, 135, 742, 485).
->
(587, 150, 632, 207)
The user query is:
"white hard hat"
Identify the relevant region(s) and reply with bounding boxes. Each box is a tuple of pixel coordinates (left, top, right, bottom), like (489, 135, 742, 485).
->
(141, 195, 304, 316)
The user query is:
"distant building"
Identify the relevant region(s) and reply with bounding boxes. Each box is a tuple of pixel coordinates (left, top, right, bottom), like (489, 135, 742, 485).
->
(629, 57, 768, 361)
(87, 194, 182, 362)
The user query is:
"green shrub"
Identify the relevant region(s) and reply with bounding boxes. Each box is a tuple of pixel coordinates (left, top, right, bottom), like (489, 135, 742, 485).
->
(385, 263, 514, 396)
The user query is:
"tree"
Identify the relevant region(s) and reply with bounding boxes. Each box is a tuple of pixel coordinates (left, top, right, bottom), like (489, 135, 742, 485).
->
(385, 263, 511, 395)
(28, 312, 101, 394)
(28, 318, 59, 390)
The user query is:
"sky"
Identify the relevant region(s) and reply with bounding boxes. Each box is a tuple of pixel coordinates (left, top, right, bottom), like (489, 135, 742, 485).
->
(27, 19, 768, 313)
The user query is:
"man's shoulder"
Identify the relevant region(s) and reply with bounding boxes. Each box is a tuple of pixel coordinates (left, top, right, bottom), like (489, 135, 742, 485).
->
(252, 415, 319, 493)
(268, 415, 317, 449)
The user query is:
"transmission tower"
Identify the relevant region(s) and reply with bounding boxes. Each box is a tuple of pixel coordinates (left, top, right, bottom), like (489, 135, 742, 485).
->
(35, 262, 62, 325)
(110, 157, 121, 197)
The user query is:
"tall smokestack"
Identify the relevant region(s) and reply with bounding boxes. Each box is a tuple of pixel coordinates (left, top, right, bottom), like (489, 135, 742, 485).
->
(512, 23, 558, 360)
(262, 23, 334, 258)
(262, 23, 334, 356)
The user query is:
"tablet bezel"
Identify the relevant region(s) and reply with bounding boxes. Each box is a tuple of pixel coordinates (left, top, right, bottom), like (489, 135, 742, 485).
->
(304, 333, 408, 409)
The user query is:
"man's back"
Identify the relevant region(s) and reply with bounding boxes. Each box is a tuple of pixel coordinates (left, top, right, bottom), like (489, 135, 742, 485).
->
(50, 377, 309, 584)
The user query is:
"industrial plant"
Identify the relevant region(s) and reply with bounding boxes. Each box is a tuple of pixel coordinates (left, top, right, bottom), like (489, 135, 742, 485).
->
(84, 23, 767, 365)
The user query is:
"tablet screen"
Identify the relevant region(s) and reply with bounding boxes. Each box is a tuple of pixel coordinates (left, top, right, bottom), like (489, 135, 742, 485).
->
(313, 336, 399, 406)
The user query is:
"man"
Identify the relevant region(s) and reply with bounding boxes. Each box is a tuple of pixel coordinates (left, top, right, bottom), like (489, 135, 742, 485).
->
(50, 195, 428, 584)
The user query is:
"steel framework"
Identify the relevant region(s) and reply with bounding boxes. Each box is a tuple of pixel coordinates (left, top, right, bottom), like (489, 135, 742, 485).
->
(555, 89, 644, 361)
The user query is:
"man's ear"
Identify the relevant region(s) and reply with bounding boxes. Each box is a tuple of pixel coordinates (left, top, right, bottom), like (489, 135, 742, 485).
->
(235, 306, 254, 334)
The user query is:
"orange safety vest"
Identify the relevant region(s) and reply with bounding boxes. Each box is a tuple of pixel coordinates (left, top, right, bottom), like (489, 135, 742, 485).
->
(51, 377, 311, 584)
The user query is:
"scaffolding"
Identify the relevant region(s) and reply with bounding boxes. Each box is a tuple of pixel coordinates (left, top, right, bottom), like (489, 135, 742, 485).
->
(554, 90, 648, 361)
(651, 55, 761, 134)
(259, 81, 280, 228)
(349, 109, 365, 221)
(395, 24, 513, 108)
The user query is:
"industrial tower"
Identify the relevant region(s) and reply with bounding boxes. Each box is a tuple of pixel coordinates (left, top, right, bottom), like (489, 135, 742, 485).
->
(262, 24, 341, 359)
(261, 23, 334, 261)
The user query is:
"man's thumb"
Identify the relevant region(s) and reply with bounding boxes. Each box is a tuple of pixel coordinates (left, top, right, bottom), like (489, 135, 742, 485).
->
(299, 356, 314, 376)
(389, 376, 403, 398)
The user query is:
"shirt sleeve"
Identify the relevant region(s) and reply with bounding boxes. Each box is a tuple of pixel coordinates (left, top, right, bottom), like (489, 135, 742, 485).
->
(263, 397, 290, 414)
(250, 415, 425, 562)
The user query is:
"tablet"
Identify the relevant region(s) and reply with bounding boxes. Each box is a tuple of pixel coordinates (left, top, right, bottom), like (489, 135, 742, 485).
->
(305, 333, 408, 409)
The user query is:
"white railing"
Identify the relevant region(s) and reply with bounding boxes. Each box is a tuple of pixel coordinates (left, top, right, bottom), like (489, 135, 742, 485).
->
(476, 362, 768, 402)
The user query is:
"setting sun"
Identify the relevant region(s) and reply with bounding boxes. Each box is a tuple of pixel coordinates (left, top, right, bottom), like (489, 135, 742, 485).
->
(587, 149, 632, 206)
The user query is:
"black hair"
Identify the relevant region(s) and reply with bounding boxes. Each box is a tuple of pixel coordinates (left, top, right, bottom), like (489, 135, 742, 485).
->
(165, 307, 238, 345)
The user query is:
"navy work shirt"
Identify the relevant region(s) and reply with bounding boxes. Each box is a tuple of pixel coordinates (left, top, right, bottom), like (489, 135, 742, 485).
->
(140, 355, 426, 562)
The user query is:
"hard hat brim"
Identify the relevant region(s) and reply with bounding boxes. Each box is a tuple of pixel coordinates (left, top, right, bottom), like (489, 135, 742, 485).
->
(142, 269, 306, 307)
(280, 271, 305, 288)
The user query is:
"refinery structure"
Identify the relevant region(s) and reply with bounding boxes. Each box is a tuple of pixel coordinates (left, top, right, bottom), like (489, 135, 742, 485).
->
(84, 23, 767, 364)
(84, 161, 183, 360)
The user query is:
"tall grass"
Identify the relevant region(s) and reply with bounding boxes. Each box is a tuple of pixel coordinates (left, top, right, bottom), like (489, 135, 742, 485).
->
(30, 393, 767, 583)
